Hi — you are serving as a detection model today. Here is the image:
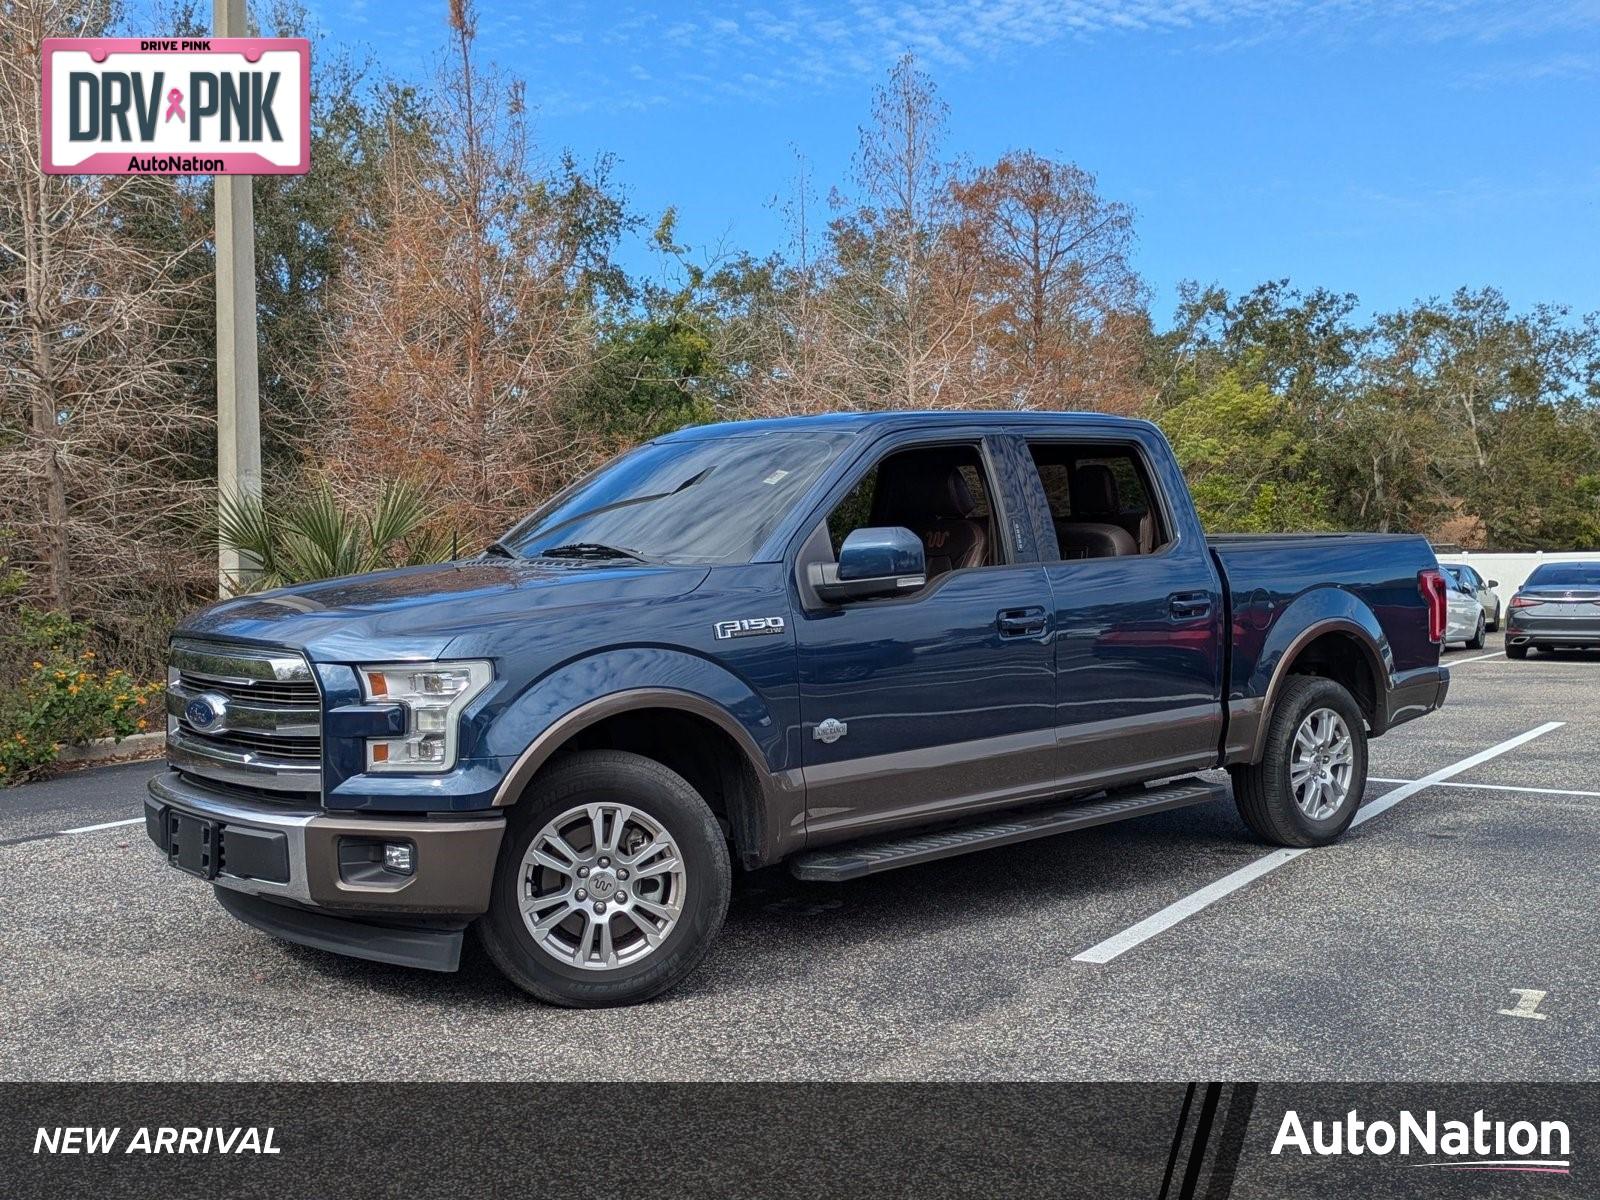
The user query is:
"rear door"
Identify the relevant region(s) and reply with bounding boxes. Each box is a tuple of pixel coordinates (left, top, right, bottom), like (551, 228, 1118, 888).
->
(791, 430, 1059, 843)
(1010, 428, 1225, 790)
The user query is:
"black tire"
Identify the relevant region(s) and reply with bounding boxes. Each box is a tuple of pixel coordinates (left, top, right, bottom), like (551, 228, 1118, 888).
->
(1506, 642, 1528, 659)
(1229, 675, 1368, 848)
(478, 750, 731, 1008)
(1467, 615, 1486, 650)
(1487, 610, 1500, 633)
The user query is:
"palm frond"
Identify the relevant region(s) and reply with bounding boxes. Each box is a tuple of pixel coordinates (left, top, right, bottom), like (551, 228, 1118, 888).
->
(216, 479, 457, 590)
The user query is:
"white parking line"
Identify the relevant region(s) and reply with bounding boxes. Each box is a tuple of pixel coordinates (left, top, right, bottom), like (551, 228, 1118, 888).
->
(1447, 651, 1505, 666)
(58, 817, 143, 835)
(1370, 777, 1600, 799)
(1072, 721, 1565, 965)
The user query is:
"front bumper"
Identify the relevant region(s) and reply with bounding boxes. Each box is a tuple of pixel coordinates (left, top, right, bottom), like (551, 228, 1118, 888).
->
(145, 770, 504, 916)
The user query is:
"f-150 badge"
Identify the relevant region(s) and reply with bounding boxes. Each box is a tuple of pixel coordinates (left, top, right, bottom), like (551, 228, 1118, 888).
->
(714, 616, 785, 639)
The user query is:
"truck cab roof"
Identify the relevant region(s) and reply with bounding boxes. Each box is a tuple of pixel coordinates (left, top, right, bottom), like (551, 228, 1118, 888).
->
(655, 410, 1161, 442)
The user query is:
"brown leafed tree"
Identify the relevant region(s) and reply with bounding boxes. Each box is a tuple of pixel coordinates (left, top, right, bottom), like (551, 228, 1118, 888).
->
(949, 150, 1146, 412)
(0, 0, 209, 638)
(316, 0, 592, 546)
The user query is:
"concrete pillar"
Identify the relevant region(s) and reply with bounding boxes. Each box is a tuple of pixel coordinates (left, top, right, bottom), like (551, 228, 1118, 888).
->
(214, 0, 261, 593)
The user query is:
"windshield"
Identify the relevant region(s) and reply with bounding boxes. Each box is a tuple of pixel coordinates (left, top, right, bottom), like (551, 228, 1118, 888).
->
(1441, 566, 1464, 586)
(498, 431, 854, 565)
(1526, 564, 1600, 587)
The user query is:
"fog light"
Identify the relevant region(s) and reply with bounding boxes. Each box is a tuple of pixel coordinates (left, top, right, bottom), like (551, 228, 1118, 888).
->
(384, 843, 414, 874)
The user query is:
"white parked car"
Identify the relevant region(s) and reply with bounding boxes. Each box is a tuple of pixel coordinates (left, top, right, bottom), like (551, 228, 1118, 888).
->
(1444, 585, 1486, 649)
(1441, 563, 1502, 631)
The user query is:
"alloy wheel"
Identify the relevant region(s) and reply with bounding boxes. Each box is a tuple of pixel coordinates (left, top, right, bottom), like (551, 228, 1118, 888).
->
(518, 802, 687, 971)
(1289, 707, 1354, 821)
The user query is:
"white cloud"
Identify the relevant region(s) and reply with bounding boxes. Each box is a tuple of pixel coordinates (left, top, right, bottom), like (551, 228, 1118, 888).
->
(514, 0, 1600, 116)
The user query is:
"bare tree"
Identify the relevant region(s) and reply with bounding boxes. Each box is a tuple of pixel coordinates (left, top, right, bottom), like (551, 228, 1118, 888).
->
(824, 54, 982, 410)
(316, 0, 593, 545)
(0, 0, 208, 632)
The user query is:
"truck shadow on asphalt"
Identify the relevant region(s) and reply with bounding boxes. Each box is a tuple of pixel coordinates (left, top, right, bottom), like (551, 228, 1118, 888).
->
(263, 797, 1284, 1012)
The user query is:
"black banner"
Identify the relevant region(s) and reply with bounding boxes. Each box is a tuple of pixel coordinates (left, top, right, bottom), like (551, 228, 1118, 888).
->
(3, 1083, 1591, 1198)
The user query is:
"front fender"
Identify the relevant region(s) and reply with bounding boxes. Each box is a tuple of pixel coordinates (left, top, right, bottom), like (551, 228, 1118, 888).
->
(483, 648, 804, 862)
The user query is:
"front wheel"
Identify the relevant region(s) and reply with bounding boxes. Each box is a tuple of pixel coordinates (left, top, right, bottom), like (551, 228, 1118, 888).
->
(1230, 676, 1368, 848)
(1467, 615, 1486, 650)
(479, 750, 731, 1007)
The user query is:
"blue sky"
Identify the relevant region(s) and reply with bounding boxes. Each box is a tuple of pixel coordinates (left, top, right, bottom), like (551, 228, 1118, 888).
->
(307, 0, 1600, 322)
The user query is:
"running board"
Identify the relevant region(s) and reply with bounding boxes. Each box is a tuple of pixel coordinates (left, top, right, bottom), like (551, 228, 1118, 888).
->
(788, 778, 1230, 882)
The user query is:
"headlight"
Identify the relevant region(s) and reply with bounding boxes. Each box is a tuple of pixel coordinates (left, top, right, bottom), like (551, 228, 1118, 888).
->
(357, 661, 492, 773)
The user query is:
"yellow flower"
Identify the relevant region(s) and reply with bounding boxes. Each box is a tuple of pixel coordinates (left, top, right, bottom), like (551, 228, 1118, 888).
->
(136, 718, 149, 731)
(15, 734, 26, 745)
(31, 660, 42, 670)
(67, 685, 79, 696)
(82, 650, 95, 660)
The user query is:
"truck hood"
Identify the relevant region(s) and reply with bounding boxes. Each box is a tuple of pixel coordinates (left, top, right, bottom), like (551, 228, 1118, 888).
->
(177, 558, 711, 662)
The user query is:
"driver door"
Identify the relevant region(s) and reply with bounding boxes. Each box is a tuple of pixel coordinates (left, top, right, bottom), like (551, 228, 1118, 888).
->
(791, 434, 1058, 845)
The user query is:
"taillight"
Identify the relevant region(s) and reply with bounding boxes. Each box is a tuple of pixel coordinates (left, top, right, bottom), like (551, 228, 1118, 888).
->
(1419, 568, 1447, 643)
(1509, 594, 1539, 609)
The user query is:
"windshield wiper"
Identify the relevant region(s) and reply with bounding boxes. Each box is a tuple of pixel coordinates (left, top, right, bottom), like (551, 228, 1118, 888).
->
(536, 542, 652, 564)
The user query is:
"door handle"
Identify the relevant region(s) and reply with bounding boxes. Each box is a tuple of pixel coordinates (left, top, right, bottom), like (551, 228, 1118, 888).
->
(997, 606, 1047, 637)
(1169, 591, 1213, 620)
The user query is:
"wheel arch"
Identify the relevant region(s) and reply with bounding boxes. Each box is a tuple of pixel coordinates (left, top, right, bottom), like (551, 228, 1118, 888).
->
(1245, 598, 1393, 763)
(491, 684, 799, 869)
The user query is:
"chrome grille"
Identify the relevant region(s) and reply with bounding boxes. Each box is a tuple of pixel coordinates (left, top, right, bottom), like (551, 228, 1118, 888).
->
(166, 638, 322, 796)
(174, 671, 318, 707)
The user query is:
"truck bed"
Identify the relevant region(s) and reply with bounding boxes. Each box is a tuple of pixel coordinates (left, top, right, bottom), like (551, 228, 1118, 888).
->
(1207, 530, 1441, 729)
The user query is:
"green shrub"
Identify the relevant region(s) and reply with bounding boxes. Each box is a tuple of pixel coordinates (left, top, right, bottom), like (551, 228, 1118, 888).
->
(0, 609, 164, 786)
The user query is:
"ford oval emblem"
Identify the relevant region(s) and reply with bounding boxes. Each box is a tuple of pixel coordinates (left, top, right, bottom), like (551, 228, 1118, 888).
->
(184, 692, 229, 732)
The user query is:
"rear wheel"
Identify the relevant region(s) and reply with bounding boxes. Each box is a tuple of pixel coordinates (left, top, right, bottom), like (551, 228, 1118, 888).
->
(1230, 676, 1367, 848)
(1467, 614, 1486, 650)
(479, 750, 731, 1007)
(1506, 642, 1528, 660)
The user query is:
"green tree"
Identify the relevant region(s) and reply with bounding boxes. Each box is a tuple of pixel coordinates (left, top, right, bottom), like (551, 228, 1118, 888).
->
(1152, 362, 1333, 532)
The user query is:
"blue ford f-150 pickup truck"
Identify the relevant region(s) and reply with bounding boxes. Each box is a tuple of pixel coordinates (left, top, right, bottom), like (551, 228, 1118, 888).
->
(147, 412, 1451, 1006)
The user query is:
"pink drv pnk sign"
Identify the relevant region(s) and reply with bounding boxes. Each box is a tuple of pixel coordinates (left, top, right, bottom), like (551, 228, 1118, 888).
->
(42, 38, 310, 175)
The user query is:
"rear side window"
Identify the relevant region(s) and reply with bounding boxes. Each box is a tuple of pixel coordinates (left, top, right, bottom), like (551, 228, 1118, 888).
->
(1027, 442, 1169, 560)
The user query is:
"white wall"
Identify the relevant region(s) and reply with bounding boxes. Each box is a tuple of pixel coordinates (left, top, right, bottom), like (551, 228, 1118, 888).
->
(1439, 550, 1600, 600)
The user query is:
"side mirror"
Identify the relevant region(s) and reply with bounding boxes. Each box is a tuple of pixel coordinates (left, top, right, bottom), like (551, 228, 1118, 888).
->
(1488, 580, 1500, 588)
(809, 527, 926, 604)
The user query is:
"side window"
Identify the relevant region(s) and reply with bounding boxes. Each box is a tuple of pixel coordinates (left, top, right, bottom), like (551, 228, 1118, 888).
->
(824, 444, 1001, 579)
(827, 474, 876, 557)
(1028, 442, 1169, 561)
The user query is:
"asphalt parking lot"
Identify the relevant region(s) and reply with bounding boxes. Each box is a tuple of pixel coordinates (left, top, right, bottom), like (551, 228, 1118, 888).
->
(2, 631, 1596, 1082)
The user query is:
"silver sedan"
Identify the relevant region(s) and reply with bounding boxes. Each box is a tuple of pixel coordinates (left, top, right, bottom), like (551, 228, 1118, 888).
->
(1441, 563, 1502, 630)
(1444, 585, 1486, 649)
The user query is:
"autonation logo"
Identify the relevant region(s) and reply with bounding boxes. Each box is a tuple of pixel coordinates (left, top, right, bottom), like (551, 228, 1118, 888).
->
(1273, 1108, 1571, 1175)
